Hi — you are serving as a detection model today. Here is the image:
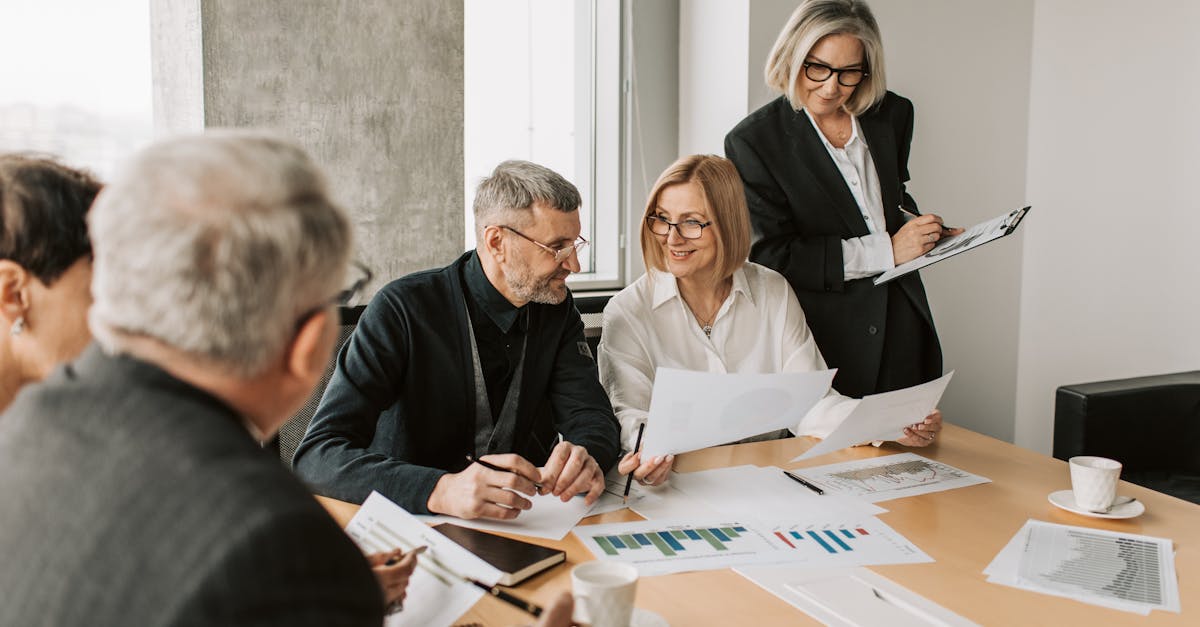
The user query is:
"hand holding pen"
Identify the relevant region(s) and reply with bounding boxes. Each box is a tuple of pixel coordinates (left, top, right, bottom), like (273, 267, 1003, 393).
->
(893, 207, 964, 264)
(617, 422, 674, 489)
(367, 545, 426, 614)
(425, 453, 543, 521)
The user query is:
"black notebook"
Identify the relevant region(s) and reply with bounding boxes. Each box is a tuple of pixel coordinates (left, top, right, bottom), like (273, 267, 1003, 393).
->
(432, 523, 566, 586)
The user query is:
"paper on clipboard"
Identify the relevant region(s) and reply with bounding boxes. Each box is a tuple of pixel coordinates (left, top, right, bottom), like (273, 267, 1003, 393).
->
(874, 206, 1030, 285)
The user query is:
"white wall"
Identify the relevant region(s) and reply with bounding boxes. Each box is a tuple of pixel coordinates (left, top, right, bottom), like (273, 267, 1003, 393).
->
(678, 0, 749, 155)
(1015, 1, 1200, 453)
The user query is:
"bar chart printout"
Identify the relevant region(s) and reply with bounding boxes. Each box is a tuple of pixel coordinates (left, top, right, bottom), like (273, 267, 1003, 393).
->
(578, 517, 931, 576)
(578, 519, 785, 576)
(792, 452, 990, 502)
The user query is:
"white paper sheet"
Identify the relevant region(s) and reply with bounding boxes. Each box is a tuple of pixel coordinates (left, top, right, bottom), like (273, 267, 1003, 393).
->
(794, 372, 953, 461)
(631, 465, 885, 523)
(345, 492, 502, 627)
(416, 491, 591, 540)
(735, 566, 980, 627)
(639, 367, 836, 459)
(788, 453, 990, 502)
(575, 515, 929, 577)
(983, 519, 1180, 615)
(586, 466, 664, 517)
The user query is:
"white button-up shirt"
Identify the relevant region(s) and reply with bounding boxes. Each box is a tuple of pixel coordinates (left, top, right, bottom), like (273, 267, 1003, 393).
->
(802, 109, 895, 280)
(597, 262, 857, 451)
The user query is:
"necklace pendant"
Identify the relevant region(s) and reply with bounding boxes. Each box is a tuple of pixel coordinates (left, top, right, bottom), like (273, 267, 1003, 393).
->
(702, 324, 713, 338)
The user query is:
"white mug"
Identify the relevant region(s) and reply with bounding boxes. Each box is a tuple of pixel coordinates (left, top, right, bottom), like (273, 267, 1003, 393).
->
(571, 561, 638, 627)
(1069, 456, 1121, 511)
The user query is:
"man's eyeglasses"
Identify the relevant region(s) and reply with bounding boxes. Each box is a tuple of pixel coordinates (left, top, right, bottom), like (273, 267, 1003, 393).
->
(295, 261, 373, 331)
(645, 215, 712, 240)
(335, 261, 373, 306)
(498, 225, 589, 263)
(802, 61, 868, 87)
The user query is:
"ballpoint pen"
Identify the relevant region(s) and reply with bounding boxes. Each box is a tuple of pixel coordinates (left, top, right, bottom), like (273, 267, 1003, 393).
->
(465, 454, 543, 491)
(623, 422, 646, 504)
(782, 469, 825, 495)
(899, 206, 955, 233)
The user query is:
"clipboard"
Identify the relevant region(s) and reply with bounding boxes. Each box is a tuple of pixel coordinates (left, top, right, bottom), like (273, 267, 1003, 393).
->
(874, 206, 1030, 285)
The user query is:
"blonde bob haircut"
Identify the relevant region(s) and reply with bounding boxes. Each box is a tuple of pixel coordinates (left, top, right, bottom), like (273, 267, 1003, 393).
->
(764, 0, 887, 116)
(641, 155, 750, 284)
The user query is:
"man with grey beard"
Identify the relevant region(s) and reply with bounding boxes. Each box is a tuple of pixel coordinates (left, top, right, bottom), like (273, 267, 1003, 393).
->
(295, 160, 620, 521)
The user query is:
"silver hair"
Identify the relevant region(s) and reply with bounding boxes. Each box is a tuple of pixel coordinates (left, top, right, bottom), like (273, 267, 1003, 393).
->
(87, 130, 353, 376)
(472, 160, 581, 240)
(764, 0, 888, 116)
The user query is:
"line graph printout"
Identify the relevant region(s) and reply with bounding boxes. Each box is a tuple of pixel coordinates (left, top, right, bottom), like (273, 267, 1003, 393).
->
(985, 520, 1179, 615)
(790, 453, 990, 502)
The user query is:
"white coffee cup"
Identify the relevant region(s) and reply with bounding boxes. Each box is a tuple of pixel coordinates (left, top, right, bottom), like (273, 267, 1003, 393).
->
(1069, 455, 1121, 511)
(571, 561, 638, 627)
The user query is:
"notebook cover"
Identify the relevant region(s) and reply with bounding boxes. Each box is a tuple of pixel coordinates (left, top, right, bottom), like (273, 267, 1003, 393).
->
(432, 523, 566, 586)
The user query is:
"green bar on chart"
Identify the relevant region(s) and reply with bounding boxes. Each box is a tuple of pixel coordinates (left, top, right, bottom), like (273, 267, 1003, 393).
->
(722, 527, 740, 538)
(697, 528, 727, 551)
(620, 534, 639, 549)
(647, 532, 676, 556)
(671, 530, 688, 541)
(594, 535, 618, 556)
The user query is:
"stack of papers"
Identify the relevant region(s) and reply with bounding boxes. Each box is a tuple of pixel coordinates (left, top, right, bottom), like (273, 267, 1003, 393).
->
(984, 519, 1180, 615)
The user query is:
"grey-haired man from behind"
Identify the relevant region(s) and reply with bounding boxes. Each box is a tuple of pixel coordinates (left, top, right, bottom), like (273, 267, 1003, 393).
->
(0, 131, 385, 626)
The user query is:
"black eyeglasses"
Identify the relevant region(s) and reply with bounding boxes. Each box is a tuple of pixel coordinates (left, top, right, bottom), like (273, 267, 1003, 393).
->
(645, 215, 712, 240)
(335, 261, 373, 306)
(802, 61, 868, 87)
(295, 261, 373, 331)
(497, 225, 589, 263)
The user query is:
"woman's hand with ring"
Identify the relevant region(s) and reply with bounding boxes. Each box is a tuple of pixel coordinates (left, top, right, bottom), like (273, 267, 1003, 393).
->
(618, 450, 674, 487)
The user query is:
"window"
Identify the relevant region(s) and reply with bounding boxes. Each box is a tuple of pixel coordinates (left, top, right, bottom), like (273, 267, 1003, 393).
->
(464, 0, 622, 288)
(0, 0, 152, 179)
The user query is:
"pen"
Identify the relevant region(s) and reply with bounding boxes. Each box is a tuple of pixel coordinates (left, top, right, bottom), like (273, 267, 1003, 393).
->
(470, 578, 544, 617)
(782, 470, 824, 495)
(465, 454, 543, 491)
(623, 422, 646, 504)
(384, 544, 427, 566)
(899, 206, 954, 233)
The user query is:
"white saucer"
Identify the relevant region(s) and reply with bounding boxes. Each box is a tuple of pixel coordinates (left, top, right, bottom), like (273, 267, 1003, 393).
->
(632, 607, 670, 627)
(1048, 489, 1145, 519)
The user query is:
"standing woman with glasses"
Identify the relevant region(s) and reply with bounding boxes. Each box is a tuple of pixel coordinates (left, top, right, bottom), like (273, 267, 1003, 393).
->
(597, 155, 941, 487)
(725, 0, 961, 403)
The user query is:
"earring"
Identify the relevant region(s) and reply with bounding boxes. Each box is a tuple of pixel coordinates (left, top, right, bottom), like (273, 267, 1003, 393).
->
(10, 316, 24, 336)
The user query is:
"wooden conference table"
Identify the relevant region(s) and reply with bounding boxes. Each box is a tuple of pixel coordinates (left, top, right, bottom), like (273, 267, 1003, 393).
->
(317, 424, 1198, 626)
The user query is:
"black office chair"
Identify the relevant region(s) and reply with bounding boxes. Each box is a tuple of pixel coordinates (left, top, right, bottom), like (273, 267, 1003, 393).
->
(268, 305, 364, 467)
(1053, 370, 1200, 504)
(574, 293, 612, 357)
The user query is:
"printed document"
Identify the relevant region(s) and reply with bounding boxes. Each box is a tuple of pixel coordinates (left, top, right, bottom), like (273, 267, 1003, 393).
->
(788, 452, 990, 502)
(640, 367, 835, 459)
(794, 372, 953, 461)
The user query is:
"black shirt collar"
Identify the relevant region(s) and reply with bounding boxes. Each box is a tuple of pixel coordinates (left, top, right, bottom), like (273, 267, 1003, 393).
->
(463, 251, 526, 333)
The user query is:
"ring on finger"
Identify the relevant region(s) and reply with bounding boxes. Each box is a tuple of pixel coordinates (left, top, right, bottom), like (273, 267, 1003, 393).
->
(928, 233, 936, 242)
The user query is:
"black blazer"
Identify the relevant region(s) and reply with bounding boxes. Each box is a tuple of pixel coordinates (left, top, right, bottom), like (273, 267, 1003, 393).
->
(725, 92, 941, 397)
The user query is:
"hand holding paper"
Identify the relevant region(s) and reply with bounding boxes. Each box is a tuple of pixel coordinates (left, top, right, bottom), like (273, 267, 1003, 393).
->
(794, 372, 954, 461)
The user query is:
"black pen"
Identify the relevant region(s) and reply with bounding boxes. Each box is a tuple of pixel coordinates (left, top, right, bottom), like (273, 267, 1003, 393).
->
(623, 422, 646, 504)
(783, 470, 824, 495)
(899, 206, 955, 233)
(465, 454, 543, 491)
(471, 578, 544, 617)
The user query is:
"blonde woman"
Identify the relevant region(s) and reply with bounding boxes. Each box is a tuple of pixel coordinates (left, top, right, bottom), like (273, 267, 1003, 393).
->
(726, 0, 962, 402)
(598, 155, 940, 486)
